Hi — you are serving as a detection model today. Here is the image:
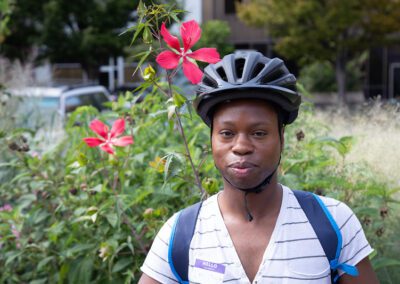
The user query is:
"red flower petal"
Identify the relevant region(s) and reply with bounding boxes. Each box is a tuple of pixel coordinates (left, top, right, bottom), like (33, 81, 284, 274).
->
(180, 20, 201, 52)
(110, 118, 125, 138)
(183, 58, 203, 84)
(89, 119, 109, 139)
(100, 144, 115, 155)
(187, 48, 221, 64)
(156, 51, 181, 69)
(160, 22, 181, 51)
(83, 137, 104, 147)
(112, 136, 134, 147)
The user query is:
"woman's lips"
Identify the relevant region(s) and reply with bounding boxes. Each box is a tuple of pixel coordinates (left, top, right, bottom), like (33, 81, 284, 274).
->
(228, 161, 257, 177)
(230, 167, 252, 176)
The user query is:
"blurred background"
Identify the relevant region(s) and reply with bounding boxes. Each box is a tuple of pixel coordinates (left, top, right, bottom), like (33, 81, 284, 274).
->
(0, 0, 400, 283)
(2, 0, 400, 102)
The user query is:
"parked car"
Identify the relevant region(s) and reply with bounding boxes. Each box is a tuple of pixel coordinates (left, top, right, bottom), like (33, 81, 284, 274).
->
(9, 85, 112, 127)
(7, 85, 112, 151)
(11, 85, 111, 117)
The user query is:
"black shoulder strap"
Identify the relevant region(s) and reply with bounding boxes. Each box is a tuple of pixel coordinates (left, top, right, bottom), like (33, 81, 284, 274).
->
(292, 190, 339, 283)
(169, 201, 203, 283)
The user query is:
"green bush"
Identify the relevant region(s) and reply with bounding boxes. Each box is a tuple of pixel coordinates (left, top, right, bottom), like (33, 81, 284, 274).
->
(1, 90, 399, 283)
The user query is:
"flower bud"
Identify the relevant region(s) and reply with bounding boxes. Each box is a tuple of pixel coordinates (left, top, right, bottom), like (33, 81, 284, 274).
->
(8, 141, 19, 151)
(296, 130, 305, 141)
(142, 65, 156, 82)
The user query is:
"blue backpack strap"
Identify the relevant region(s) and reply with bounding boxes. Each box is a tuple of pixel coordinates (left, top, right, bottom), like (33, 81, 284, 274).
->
(293, 190, 358, 283)
(168, 201, 203, 284)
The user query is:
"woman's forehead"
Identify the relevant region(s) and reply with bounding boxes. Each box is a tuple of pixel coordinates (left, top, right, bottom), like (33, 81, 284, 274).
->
(212, 99, 278, 123)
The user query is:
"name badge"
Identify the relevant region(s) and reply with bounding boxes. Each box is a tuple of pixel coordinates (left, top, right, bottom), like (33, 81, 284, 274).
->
(194, 259, 226, 274)
(192, 258, 226, 284)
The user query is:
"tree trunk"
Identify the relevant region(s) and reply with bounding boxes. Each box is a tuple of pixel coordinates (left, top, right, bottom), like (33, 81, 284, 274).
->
(335, 50, 347, 105)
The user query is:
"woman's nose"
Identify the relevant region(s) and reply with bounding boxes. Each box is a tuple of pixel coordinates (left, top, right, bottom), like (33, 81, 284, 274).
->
(232, 134, 253, 155)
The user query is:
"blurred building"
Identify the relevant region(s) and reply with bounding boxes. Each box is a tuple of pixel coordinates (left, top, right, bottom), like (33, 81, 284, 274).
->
(199, 0, 299, 76)
(366, 47, 400, 100)
(201, 0, 273, 57)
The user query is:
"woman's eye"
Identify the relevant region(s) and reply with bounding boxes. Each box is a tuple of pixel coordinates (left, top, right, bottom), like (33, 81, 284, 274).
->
(253, 131, 267, 137)
(220, 131, 234, 137)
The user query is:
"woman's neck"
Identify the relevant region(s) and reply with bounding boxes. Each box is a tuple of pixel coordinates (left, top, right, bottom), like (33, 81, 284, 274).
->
(218, 179, 283, 222)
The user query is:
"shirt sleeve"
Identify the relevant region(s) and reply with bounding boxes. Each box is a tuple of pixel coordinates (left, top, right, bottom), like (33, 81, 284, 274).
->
(327, 199, 374, 274)
(140, 213, 180, 284)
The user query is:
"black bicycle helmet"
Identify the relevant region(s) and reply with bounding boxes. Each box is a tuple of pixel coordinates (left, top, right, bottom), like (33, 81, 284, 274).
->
(194, 50, 301, 126)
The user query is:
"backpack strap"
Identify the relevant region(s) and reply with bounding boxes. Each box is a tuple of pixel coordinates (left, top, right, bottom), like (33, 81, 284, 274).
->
(168, 201, 203, 284)
(293, 190, 358, 283)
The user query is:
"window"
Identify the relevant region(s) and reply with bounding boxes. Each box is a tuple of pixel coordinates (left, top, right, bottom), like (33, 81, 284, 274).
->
(225, 0, 242, 14)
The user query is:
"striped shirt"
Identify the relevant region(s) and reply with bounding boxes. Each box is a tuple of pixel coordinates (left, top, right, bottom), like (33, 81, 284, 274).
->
(141, 185, 373, 283)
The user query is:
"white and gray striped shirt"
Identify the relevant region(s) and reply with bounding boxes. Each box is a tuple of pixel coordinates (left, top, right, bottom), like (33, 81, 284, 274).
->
(141, 185, 373, 284)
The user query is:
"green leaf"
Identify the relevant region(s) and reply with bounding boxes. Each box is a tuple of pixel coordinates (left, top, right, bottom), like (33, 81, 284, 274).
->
(142, 26, 153, 44)
(112, 258, 133, 273)
(47, 221, 65, 243)
(33, 209, 50, 225)
(130, 23, 145, 46)
(127, 236, 134, 254)
(164, 154, 174, 181)
(5, 251, 22, 266)
(68, 257, 93, 284)
(338, 136, 354, 156)
(133, 50, 151, 77)
(169, 12, 181, 24)
(172, 92, 186, 108)
(17, 194, 37, 209)
(65, 244, 96, 258)
(59, 263, 70, 284)
(105, 212, 118, 228)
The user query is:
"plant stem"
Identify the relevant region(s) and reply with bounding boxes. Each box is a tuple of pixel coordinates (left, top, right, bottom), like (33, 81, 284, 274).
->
(152, 75, 204, 196)
(166, 75, 204, 196)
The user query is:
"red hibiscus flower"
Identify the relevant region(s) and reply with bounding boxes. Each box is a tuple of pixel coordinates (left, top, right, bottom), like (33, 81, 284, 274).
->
(156, 20, 221, 84)
(83, 118, 133, 155)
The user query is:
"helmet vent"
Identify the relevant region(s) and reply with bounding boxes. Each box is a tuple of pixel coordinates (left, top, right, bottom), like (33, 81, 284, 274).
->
(235, 58, 246, 79)
(216, 67, 228, 81)
(261, 69, 285, 85)
(250, 63, 265, 80)
(203, 75, 218, 88)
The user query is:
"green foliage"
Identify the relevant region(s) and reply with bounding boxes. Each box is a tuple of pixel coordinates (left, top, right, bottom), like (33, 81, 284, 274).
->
(1, 0, 159, 71)
(237, 0, 400, 64)
(0, 0, 14, 43)
(1, 89, 400, 282)
(237, 0, 400, 101)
